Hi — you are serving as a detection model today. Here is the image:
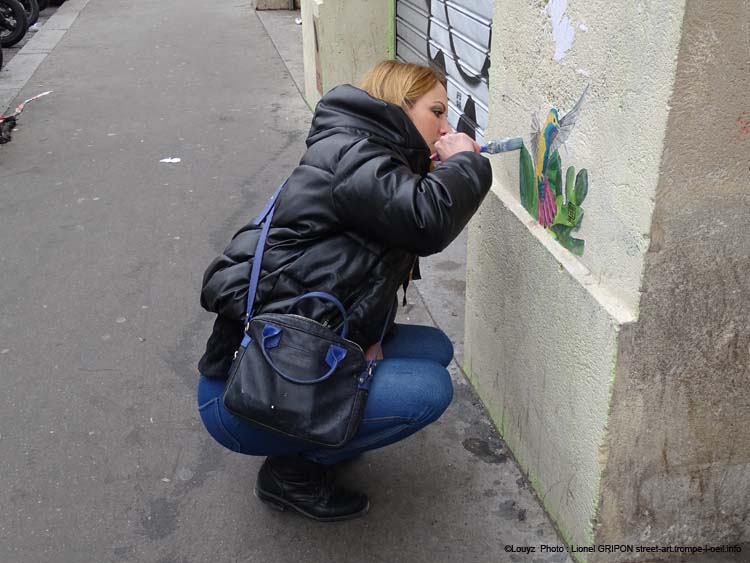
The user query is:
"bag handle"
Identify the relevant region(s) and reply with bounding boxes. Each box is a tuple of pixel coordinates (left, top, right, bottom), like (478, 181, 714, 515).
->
(259, 323, 349, 385)
(287, 291, 349, 339)
(258, 297, 394, 387)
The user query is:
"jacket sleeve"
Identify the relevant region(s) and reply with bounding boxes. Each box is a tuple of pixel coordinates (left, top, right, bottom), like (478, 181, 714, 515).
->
(199, 227, 260, 320)
(330, 137, 493, 256)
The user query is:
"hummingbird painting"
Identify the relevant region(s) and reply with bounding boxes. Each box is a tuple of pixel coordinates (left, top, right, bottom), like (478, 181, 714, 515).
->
(530, 84, 589, 227)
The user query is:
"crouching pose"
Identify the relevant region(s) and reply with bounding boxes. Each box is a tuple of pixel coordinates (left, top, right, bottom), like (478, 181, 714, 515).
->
(197, 60, 492, 521)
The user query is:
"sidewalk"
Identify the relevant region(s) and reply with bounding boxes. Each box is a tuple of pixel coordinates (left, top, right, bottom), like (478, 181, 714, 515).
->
(1, 3, 63, 69)
(0, 1, 570, 562)
(0, 1, 70, 114)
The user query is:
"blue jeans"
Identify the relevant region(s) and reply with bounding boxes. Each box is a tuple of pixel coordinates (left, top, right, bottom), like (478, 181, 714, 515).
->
(197, 324, 454, 465)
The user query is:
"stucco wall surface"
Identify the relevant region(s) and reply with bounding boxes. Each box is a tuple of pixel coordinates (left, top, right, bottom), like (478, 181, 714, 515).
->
(488, 0, 684, 314)
(301, 0, 322, 105)
(302, 0, 392, 107)
(595, 1, 750, 556)
(464, 0, 695, 555)
(464, 187, 628, 549)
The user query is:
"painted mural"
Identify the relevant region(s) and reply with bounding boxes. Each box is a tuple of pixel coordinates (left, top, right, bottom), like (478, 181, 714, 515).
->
(520, 86, 590, 256)
(395, 1, 591, 255)
(395, 0, 492, 142)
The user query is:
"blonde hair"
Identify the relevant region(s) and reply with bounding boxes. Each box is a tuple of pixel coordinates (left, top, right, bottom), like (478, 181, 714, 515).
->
(360, 60, 445, 112)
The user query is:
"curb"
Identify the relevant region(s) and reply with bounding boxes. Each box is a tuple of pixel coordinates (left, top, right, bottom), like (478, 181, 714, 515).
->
(0, 0, 91, 115)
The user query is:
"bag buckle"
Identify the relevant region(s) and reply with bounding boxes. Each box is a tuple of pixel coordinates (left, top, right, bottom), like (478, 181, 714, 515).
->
(358, 362, 376, 387)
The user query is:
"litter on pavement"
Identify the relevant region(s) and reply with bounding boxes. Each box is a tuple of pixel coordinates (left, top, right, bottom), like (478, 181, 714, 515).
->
(0, 91, 53, 145)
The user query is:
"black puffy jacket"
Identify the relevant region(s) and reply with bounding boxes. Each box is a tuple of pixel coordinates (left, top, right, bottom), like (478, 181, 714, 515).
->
(198, 84, 492, 378)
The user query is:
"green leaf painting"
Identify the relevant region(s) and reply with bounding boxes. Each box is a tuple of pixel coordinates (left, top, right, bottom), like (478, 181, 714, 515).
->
(546, 150, 562, 197)
(518, 149, 589, 256)
(565, 166, 575, 204)
(574, 168, 588, 204)
(519, 146, 537, 219)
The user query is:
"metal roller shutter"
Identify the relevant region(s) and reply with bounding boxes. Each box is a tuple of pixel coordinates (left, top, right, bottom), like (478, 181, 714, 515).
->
(395, 0, 492, 142)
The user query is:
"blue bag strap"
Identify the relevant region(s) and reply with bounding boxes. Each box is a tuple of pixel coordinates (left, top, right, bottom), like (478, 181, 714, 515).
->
(252, 182, 285, 225)
(245, 187, 282, 321)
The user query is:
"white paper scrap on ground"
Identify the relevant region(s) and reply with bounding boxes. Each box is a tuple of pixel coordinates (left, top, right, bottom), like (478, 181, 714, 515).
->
(159, 157, 181, 163)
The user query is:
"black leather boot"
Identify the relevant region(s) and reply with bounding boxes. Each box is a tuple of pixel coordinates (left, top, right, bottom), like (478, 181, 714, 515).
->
(255, 454, 369, 522)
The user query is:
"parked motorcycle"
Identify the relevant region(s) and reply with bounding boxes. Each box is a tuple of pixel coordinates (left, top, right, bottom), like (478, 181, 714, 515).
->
(0, 0, 28, 48)
(18, 0, 37, 27)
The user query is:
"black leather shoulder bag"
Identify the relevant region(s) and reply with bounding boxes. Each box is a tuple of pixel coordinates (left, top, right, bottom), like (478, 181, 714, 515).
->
(222, 182, 391, 448)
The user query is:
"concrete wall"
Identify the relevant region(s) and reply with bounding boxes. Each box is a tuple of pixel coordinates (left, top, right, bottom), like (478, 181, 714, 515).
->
(596, 1, 750, 555)
(466, 0, 750, 558)
(301, 0, 393, 108)
(465, 192, 633, 550)
(466, 0, 683, 549)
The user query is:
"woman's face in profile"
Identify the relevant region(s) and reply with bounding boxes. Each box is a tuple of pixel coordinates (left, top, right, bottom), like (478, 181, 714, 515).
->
(406, 82, 451, 153)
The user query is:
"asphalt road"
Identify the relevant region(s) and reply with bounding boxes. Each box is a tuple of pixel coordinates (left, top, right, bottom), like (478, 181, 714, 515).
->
(0, 1, 317, 561)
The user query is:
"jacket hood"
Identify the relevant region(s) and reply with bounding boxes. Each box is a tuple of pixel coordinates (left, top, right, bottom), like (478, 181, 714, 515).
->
(307, 84, 431, 172)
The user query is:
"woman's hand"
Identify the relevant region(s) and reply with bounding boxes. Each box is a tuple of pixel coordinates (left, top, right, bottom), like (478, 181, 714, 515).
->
(365, 342, 384, 361)
(434, 132, 481, 161)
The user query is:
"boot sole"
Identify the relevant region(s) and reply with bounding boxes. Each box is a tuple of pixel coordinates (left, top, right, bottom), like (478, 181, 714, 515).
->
(254, 487, 370, 522)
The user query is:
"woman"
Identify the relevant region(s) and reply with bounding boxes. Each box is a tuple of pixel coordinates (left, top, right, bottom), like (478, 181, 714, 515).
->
(197, 60, 492, 522)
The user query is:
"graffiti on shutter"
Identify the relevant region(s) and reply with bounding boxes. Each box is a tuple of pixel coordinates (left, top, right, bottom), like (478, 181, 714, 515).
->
(395, 0, 492, 142)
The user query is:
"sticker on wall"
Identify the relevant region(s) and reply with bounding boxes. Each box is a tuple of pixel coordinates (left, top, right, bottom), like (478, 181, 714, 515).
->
(545, 0, 576, 61)
(519, 85, 590, 256)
